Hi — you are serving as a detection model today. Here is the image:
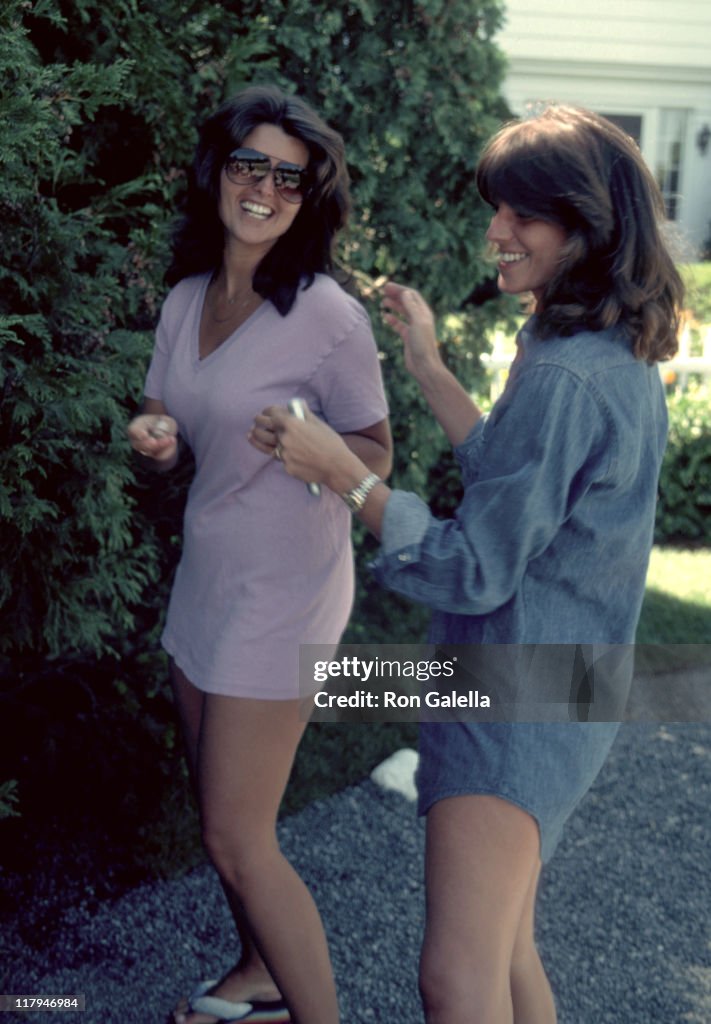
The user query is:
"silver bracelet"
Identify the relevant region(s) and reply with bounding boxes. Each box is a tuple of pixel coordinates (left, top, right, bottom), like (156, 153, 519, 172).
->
(341, 472, 381, 513)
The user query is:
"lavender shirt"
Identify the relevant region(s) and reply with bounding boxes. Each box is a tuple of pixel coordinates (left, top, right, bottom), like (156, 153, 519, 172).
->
(145, 272, 388, 697)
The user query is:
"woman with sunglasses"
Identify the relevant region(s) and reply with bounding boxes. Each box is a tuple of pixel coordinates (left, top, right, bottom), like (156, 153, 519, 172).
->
(255, 106, 684, 1023)
(128, 85, 391, 1024)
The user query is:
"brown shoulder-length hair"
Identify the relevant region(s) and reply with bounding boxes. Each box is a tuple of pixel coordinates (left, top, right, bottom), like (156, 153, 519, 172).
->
(476, 106, 684, 362)
(166, 85, 350, 316)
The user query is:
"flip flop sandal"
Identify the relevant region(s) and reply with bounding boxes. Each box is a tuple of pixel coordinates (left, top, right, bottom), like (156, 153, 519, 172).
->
(188, 980, 291, 1024)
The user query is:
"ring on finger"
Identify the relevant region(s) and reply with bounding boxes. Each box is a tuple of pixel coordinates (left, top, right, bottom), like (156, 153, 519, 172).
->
(274, 444, 283, 461)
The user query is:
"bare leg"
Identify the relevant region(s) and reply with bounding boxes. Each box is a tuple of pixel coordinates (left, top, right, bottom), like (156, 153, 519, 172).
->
(171, 660, 337, 1024)
(419, 794, 547, 1024)
(170, 665, 336, 1023)
(170, 664, 278, 1017)
(510, 864, 557, 1023)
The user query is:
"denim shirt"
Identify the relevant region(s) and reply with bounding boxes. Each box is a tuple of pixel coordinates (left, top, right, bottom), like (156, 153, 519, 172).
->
(372, 319, 668, 645)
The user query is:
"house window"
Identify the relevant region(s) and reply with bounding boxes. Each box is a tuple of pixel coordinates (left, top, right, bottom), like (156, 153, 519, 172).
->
(601, 114, 642, 147)
(655, 109, 687, 221)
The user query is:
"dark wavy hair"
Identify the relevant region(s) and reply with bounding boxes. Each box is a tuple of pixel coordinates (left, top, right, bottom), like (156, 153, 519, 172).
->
(476, 106, 684, 362)
(166, 85, 350, 315)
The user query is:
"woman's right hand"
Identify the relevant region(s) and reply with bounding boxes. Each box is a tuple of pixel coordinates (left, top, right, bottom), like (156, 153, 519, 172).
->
(127, 413, 179, 462)
(382, 281, 482, 447)
(251, 405, 354, 490)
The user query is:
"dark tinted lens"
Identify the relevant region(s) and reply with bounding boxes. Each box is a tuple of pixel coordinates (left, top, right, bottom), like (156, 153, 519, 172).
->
(273, 167, 306, 198)
(225, 150, 270, 184)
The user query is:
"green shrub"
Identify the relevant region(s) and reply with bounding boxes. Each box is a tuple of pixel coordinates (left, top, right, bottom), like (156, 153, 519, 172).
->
(656, 385, 711, 544)
(0, 780, 20, 820)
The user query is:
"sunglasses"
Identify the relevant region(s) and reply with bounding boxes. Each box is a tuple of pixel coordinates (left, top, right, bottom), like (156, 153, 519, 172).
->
(224, 147, 311, 204)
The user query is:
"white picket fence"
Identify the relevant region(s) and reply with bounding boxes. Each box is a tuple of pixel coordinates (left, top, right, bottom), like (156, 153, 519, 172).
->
(662, 322, 711, 392)
(481, 322, 711, 400)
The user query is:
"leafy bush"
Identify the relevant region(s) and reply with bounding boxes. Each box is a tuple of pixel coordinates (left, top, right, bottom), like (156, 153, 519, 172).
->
(656, 385, 711, 545)
(679, 263, 711, 355)
(0, 781, 20, 820)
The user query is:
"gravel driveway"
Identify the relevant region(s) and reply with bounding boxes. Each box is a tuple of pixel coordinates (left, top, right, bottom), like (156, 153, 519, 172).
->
(5, 713, 710, 1023)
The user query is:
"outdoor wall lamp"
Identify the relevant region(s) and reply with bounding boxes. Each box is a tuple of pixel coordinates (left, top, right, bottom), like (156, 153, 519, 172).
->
(696, 123, 710, 155)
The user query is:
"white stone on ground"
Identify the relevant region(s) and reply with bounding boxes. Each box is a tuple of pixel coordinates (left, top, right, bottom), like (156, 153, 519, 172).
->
(370, 748, 419, 802)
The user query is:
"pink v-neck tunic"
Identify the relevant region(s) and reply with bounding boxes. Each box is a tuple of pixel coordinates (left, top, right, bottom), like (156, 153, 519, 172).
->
(144, 272, 388, 698)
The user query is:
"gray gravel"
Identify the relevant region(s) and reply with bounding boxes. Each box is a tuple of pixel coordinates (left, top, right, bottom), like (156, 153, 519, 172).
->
(5, 720, 710, 1023)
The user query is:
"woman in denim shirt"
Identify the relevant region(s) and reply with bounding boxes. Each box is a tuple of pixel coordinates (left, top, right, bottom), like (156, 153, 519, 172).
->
(254, 107, 684, 1023)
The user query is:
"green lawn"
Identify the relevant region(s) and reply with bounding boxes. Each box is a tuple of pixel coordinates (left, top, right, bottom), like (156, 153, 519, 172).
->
(643, 546, 711, 629)
(635, 545, 711, 671)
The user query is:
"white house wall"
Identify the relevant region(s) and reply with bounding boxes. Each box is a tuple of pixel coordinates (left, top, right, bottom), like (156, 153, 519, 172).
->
(495, 0, 711, 256)
(498, 0, 710, 68)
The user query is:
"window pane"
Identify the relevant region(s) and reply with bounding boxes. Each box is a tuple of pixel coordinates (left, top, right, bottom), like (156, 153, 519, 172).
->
(656, 109, 688, 221)
(600, 114, 642, 146)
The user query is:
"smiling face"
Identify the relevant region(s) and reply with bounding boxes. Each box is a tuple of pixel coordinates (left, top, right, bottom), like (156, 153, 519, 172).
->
(217, 123, 310, 258)
(485, 202, 569, 308)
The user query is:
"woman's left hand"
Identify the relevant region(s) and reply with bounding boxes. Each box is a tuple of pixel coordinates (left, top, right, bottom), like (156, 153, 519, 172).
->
(248, 412, 282, 459)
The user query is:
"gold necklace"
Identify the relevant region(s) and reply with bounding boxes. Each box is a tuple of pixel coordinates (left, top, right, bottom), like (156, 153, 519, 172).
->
(208, 280, 258, 324)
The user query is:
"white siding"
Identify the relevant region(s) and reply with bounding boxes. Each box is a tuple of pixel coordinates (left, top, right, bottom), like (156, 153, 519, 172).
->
(498, 0, 711, 68)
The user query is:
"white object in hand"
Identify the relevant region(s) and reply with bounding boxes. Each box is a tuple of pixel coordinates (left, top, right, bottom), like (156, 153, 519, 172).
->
(287, 399, 321, 497)
(148, 417, 172, 439)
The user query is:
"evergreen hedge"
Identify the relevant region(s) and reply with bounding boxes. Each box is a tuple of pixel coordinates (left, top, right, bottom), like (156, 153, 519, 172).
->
(656, 386, 711, 546)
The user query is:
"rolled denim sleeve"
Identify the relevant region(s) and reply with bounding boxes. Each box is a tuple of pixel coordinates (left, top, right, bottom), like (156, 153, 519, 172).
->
(379, 489, 432, 556)
(372, 364, 613, 614)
